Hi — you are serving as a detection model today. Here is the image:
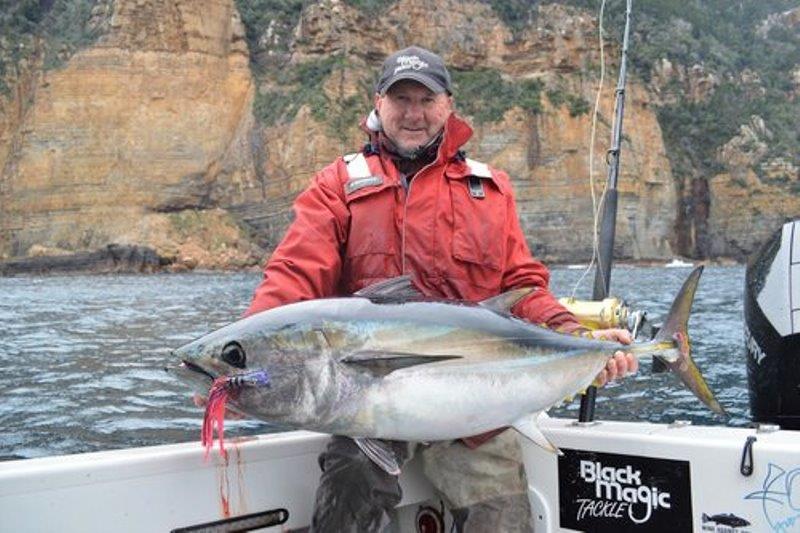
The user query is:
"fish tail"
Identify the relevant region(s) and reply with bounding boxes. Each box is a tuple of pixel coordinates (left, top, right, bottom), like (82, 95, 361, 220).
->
(653, 266, 726, 415)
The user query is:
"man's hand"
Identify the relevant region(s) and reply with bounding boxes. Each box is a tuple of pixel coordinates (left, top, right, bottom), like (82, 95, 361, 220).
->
(587, 328, 638, 387)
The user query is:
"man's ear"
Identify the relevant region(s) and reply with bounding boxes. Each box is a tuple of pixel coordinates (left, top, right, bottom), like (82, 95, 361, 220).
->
(374, 93, 383, 113)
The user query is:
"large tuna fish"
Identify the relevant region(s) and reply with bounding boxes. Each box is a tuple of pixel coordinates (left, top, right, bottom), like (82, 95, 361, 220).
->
(172, 267, 724, 474)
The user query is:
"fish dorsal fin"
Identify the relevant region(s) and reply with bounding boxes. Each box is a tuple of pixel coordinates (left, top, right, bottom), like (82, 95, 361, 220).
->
(353, 276, 425, 303)
(340, 351, 461, 377)
(353, 437, 401, 476)
(479, 287, 536, 314)
(512, 411, 562, 456)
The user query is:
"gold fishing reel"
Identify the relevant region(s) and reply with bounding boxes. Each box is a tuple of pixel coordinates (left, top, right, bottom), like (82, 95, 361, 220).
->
(558, 296, 647, 336)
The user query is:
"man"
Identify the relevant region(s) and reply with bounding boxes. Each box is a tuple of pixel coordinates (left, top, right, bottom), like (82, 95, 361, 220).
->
(245, 46, 636, 531)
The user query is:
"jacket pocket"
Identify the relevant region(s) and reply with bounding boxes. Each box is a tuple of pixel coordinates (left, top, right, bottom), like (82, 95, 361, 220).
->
(342, 183, 399, 288)
(344, 182, 398, 257)
(450, 177, 507, 276)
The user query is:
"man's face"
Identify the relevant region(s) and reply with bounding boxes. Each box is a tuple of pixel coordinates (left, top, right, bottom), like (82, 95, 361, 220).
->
(374, 80, 453, 154)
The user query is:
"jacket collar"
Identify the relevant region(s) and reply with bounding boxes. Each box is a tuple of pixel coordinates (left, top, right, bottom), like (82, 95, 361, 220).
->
(438, 113, 473, 161)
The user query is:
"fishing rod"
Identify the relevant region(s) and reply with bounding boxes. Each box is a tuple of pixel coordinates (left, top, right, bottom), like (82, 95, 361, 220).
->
(578, 0, 633, 423)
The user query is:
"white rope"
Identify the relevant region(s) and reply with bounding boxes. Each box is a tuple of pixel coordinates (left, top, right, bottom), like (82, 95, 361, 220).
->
(571, 0, 608, 299)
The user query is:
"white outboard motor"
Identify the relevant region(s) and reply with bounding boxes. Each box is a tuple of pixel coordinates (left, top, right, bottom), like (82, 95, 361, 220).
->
(744, 218, 800, 429)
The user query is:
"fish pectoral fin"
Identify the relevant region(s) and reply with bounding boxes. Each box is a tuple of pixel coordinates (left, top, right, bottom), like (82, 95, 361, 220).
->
(512, 412, 562, 456)
(353, 276, 426, 303)
(341, 352, 461, 377)
(353, 437, 402, 476)
(479, 287, 537, 314)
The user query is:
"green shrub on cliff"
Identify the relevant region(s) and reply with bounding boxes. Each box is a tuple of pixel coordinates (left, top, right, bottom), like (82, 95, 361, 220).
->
(342, 0, 397, 15)
(546, 88, 590, 117)
(657, 82, 748, 179)
(41, 0, 106, 69)
(478, 0, 537, 36)
(254, 55, 370, 141)
(254, 57, 339, 125)
(235, 0, 305, 68)
(0, 1, 43, 94)
(0, 0, 108, 94)
(452, 69, 543, 123)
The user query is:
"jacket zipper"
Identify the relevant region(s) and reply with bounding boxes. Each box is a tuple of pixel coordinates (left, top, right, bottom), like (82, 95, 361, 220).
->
(400, 160, 437, 274)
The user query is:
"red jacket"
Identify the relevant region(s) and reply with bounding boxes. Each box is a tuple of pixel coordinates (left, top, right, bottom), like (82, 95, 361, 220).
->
(245, 113, 580, 333)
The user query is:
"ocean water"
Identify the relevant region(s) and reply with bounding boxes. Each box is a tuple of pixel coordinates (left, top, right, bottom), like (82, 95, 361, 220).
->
(0, 265, 750, 460)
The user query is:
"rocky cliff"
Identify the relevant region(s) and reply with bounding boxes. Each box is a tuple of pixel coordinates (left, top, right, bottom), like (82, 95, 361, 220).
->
(1, 0, 263, 271)
(631, 1, 800, 259)
(0, 0, 797, 273)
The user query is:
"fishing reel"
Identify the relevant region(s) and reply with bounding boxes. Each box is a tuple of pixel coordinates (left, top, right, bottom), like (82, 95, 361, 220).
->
(559, 297, 671, 373)
(558, 296, 650, 339)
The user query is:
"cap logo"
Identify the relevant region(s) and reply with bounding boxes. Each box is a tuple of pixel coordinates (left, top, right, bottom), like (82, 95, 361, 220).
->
(394, 55, 428, 74)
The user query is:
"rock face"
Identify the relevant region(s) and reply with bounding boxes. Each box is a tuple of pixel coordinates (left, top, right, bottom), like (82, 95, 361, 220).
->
(0, 244, 167, 276)
(757, 6, 800, 38)
(0, 0, 263, 269)
(461, 85, 675, 264)
(709, 116, 800, 258)
(0, 0, 795, 272)
(651, 59, 721, 104)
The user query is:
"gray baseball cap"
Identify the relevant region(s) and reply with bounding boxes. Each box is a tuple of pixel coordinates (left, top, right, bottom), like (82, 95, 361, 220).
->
(375, 46, 452, 95)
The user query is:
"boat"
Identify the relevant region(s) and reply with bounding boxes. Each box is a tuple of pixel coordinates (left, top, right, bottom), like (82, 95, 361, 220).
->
(2, 423, 797, 533)
(566, 264, 590, 270)
(664, 258, 695, 268)
(2, 220, 798, 533)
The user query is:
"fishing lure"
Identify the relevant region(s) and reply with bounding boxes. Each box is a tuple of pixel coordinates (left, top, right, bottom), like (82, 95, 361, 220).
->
(201, 370, 270, 460)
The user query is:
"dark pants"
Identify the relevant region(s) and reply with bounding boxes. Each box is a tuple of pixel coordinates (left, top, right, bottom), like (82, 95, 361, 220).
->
(310, 435, 533, 532)
(311, 436, 408, 533)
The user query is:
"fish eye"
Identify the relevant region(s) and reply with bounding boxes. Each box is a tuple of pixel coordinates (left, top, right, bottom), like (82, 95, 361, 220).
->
(221, 342, 246, 368)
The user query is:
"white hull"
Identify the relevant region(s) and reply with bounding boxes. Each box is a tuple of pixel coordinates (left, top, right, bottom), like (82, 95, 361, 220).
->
(0, 431, 438, 532)
(2, 419, 799, 532)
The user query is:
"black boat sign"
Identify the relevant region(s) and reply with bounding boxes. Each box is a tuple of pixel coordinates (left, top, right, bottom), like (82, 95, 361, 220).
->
(558, 448, 692, 532)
